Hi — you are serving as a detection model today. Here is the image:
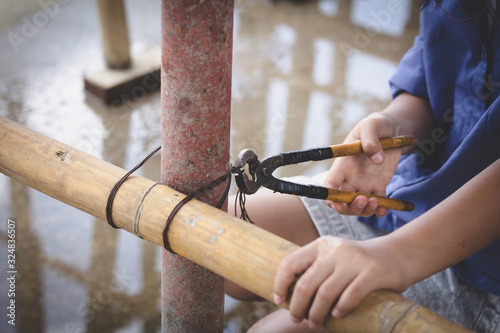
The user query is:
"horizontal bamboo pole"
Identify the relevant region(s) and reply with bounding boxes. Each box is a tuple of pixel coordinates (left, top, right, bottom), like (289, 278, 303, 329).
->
(0, 116, 471, 333)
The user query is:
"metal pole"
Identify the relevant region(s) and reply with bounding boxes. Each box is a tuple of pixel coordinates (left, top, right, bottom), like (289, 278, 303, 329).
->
(160, 0, 234, 332)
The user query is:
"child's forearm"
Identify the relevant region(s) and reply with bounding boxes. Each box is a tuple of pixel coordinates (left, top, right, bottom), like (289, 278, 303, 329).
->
(379, 92, 436, 153)
(380, 158, 500, 285)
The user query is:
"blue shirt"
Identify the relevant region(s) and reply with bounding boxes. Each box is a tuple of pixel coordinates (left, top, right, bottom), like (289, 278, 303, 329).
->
(362, 1, 500, 296)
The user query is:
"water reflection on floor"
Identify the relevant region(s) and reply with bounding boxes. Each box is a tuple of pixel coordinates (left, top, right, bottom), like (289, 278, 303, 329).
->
(0, 0, 419, 332)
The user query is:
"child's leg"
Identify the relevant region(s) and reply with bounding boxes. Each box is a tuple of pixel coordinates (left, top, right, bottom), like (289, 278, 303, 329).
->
(247, 309, 330, 333)
(225, 188, 320, 300)
(402, 268, 500, 332)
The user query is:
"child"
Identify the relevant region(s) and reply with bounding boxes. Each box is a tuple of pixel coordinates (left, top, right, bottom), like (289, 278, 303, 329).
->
(227, 1, 500, 332)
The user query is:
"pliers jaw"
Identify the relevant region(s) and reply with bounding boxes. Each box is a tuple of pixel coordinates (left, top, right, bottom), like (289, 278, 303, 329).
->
(234, 149, 286, 195)
(233, 149, 261, 194)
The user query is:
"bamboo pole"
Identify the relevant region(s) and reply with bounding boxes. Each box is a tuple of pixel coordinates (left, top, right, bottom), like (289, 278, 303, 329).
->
(0, 115, 471, 333)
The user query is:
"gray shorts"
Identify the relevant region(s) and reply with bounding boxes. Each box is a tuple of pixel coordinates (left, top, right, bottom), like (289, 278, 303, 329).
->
(294, 173, 500, 332)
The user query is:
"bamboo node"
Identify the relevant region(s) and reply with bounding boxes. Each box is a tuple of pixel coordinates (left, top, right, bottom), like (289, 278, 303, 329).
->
(134, 182, 160, 239)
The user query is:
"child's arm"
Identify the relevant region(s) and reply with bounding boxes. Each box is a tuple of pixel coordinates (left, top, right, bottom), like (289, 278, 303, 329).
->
(323, 92, 435, 217)
(274, 158, 500, 329)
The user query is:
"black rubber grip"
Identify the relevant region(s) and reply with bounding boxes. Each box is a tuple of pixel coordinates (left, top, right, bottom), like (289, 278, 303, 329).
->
(281, 147, 333, 166)
(274, 179, 329, 200)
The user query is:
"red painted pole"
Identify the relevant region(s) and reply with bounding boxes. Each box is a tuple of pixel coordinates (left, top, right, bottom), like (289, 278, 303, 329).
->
(160, 0, 233, 332)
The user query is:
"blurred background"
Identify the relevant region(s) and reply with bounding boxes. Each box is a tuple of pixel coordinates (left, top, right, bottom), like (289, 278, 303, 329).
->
(0, 0, 419, 332)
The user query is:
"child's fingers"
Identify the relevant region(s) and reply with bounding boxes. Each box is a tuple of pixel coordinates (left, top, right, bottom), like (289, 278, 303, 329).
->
(332, 271, 376, 318)
(331, 196, 380, 217)
(306, 269, 355, 326)
(375, 206, 388, 217)
(322, 166, 344, 192)
(359, 124, 385, 165)
(273, 244, 317, 305)
(287, 256, 337, 321)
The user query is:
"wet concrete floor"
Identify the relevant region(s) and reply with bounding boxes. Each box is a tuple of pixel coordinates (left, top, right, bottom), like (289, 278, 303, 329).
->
(0, 0, 419, 332)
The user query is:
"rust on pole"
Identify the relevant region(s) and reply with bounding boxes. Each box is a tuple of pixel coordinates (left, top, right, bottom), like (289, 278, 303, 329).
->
(160, 0, 234, 332)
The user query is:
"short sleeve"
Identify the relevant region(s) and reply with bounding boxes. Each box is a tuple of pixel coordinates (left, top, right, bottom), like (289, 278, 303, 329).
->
(389, 35, 429, 99)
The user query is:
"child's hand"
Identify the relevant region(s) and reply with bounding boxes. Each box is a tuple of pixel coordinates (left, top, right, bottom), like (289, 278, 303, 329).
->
(323, 113, 402, 217)
(273, 236, 411, 329)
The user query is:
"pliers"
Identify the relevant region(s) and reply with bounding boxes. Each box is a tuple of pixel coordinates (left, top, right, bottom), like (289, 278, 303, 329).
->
(233, 136, 415, 212)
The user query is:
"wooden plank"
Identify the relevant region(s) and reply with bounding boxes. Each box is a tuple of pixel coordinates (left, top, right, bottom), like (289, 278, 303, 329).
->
(95, 0, 130, 69)
(84, 46, 161, 105)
